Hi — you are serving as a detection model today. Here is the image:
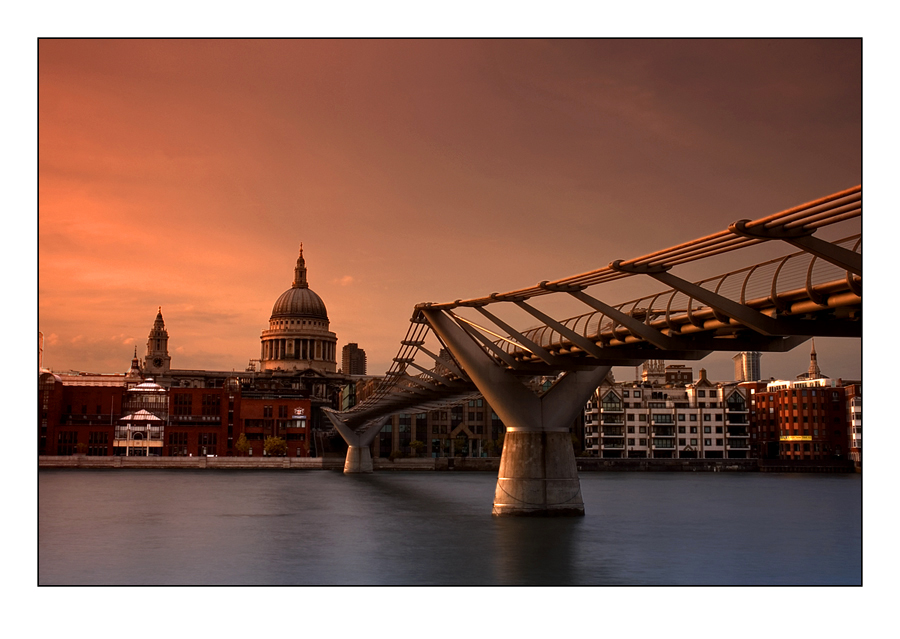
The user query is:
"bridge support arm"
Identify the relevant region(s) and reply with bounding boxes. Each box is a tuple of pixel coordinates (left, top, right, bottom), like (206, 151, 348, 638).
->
(324, 410, 386, 474)
(422, 307, 612, 516)
(609, 261, 825, 337)
(729, 219, 861, 276)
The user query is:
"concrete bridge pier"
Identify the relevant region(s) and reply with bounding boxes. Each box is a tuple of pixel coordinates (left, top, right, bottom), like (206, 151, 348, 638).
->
(422, 308, 613, 516)
(343, 445, 374, 474)
(324, 411, 385, 474)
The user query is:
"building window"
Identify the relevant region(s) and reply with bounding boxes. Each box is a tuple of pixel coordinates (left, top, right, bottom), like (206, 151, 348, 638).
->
(704, 426, 711, 433)
(198, 433, 218, 456)
(704, 439, 712, 446)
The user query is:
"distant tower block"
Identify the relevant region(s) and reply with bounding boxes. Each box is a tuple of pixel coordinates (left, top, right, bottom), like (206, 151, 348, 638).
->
(342, 343, 367, 375)
(733, 351, 762, 382)
(642, 359, 665, 384)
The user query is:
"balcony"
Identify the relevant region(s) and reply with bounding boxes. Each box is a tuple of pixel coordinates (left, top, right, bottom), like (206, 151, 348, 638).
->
(602, 427, 625, 437)
(726, 439, 751, 450)
(601, 440, 625, 449)
(601, 415, 624, 424)
(600, 405, 624, 413)
(652, 428, 675, 437)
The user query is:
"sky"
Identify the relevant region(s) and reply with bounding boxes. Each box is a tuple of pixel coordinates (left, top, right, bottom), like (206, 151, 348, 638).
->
(38, 38, 862, 382)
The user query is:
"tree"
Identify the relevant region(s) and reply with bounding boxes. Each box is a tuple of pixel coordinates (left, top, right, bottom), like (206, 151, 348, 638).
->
(388, 449, 404, 461)
(234, 433, 251, 456)
(409, 440, 425, 457)
(264, 436, 288, 457)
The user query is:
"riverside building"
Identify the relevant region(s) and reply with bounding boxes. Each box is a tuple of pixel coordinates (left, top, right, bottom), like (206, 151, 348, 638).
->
(741, 342, 858, 461)
(583, 368, 750, 459)
(39, 247, 357, 458)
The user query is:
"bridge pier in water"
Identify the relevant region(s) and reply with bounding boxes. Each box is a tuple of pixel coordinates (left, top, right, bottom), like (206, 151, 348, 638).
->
(422, 308, 612, 516)
(324, 412, 385, 474)
(343, 445, 374, 473)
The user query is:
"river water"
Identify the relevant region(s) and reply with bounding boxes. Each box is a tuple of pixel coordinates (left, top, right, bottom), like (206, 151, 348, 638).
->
(38, 470, 860, 585)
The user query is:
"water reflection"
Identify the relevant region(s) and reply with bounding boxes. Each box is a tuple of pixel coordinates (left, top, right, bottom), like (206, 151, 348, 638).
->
(39, 470, 861, 585)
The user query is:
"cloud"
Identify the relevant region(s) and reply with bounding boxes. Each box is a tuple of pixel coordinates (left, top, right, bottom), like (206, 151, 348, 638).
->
(336, 276, 354, 286)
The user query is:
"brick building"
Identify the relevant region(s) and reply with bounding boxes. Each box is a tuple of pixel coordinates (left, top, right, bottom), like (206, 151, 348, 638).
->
(741, 342, 858, 461)
(39, 248, 351, 459)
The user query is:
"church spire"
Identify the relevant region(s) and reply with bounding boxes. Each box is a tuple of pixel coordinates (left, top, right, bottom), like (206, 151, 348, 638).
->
(292, 243, 308, 288)
(807, 339, 822, 379)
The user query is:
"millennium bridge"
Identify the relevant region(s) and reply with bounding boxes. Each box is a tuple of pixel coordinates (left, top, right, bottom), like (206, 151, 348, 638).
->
(325, 186, 862, 516)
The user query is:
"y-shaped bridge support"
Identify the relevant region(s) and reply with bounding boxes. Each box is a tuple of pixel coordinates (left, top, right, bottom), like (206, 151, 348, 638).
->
(323, 411, 387, 473)
(422, 308, 612, 516)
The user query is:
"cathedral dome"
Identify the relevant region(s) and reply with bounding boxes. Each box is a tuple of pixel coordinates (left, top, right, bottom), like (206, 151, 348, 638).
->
(260, 245, 338, 373)
(268, 244, 329, 322)
(271, 286, 328, 320)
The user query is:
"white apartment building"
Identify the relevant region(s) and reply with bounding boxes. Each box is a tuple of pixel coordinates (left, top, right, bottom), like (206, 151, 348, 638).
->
(583, 369, 750, 459)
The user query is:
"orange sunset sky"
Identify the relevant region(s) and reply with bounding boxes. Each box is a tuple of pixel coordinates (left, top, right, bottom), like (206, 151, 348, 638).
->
(38, 39, 862, 382)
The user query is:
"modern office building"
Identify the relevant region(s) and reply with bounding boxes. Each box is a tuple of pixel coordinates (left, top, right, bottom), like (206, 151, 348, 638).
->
(733, 351, 762, 382)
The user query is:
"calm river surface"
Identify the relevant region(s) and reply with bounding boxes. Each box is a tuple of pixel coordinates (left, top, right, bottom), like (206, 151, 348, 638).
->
(38, 470, 861, 585)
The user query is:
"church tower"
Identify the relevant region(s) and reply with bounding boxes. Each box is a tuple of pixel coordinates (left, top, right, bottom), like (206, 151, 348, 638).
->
(796, 339, 825, 380)
(126, 346, 144, 385)
(806, 339, 823, 379)
(144, 307, 171, 377)
(641, 359, 665, 385)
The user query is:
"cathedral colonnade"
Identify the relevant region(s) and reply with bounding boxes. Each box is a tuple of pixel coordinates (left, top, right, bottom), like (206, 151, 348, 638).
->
(261, 337, 336, 363)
